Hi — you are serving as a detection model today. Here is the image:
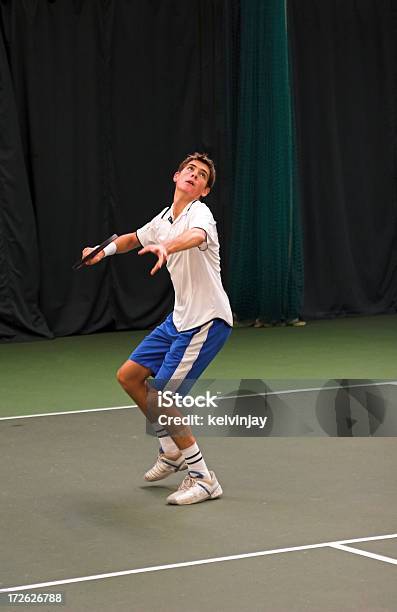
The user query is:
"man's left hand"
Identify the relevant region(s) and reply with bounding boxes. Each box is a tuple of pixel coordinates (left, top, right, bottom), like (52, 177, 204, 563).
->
(138, 244, 168, 275)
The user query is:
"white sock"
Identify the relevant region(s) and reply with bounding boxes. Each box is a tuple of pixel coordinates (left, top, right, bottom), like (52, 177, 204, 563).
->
(180, 442, 211, 480)
(152, 422, 180, 457)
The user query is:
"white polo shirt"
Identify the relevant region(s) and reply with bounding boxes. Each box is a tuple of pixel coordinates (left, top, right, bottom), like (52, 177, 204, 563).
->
(136, 200, 233, 332)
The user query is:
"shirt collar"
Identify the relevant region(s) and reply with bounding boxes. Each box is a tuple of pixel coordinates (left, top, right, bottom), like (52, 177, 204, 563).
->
(170, 199, 199, 221)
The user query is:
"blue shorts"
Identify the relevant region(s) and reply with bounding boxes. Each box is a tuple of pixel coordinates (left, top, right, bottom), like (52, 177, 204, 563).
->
(129, 314, 231, 392)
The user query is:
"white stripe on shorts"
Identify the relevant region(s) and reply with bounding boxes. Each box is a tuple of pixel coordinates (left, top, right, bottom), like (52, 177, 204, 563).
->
(164, 321, 214, 391)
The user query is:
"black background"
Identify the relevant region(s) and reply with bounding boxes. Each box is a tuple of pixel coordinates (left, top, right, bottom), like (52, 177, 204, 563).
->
(0, 0, 236, 340)
(289, 0, 397, 318)
(0, 0, 396, 341)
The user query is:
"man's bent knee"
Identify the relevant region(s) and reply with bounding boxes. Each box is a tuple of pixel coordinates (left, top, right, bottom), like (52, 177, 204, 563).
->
(116, 360, 150, 392)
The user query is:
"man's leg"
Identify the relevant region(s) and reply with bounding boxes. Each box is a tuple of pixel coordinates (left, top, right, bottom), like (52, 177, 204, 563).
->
(154, 319, 232, 504)
(116, 359, 191, 478)
(117, 359, 194, 441)
(116, 360, 151, 415)
(116, 358, 214, 484)
(117, 317, 231, 503)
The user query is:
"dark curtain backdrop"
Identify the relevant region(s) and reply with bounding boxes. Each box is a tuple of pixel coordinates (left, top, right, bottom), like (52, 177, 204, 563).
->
(1, 0, 396, 343)
(229, 0, 303, 324)
(0, 0, 237, 341)
(288, 0, 397, 318)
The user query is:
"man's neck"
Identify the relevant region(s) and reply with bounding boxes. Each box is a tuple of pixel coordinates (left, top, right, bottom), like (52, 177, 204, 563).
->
(172, 191, 197, 220)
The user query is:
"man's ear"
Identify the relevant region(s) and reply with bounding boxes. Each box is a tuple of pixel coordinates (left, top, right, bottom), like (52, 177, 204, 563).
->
(173, 171, 180, 183)
(200, 187, 211, 198)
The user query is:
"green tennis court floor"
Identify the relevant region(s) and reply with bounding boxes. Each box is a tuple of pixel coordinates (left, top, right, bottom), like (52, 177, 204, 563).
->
(0, 314, 396, 418)
(0, 410, 396, 610)
(0, 315, 396, 610)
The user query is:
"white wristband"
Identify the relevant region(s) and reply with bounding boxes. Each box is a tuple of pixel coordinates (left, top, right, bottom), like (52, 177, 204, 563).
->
(103, 241, 117, 257)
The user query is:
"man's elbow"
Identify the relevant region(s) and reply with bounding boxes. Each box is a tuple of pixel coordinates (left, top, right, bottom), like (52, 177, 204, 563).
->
(192, 228, 207, 246)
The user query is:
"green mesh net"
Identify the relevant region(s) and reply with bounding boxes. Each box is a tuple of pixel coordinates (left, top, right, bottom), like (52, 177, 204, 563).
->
(229, 0, 303, 323)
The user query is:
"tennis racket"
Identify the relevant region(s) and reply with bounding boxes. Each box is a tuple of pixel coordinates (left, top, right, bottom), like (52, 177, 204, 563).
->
(72, 234, 118, 270)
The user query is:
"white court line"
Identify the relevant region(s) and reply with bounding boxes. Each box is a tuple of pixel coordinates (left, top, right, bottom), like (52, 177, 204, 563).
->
(1, 381, 396, 422)
(0, 404, 136, 421)
(0, 534, 396, 593)
(218, 381, 397, 401)
(330, 543, 397, 566)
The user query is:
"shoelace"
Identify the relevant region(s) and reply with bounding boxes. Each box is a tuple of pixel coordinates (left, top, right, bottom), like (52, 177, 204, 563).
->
(177, 475, 198, 491)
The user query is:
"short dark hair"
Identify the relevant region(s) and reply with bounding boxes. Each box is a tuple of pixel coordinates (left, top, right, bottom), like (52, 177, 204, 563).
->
(178, 152, 216, 189)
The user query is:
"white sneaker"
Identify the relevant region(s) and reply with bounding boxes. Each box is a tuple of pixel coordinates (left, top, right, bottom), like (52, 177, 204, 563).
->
(144, 453, 188, 482)
(166, 471, 223, 505)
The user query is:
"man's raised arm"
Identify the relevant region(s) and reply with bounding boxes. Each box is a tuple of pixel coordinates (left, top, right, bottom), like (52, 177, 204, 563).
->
(82, 232, 140, 265)
(138, 228, 206, 276)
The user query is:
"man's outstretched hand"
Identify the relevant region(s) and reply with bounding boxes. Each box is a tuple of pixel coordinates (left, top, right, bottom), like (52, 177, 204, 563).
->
(138, 244, 168, 275)
(81, 247, 105, 266)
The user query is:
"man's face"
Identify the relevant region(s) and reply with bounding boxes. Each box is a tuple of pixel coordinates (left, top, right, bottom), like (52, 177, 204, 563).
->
(173, 160, 211, 199)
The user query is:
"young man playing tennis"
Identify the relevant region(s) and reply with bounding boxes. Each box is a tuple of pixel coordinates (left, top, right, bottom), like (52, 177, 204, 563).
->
(82, 153, 232, 505)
